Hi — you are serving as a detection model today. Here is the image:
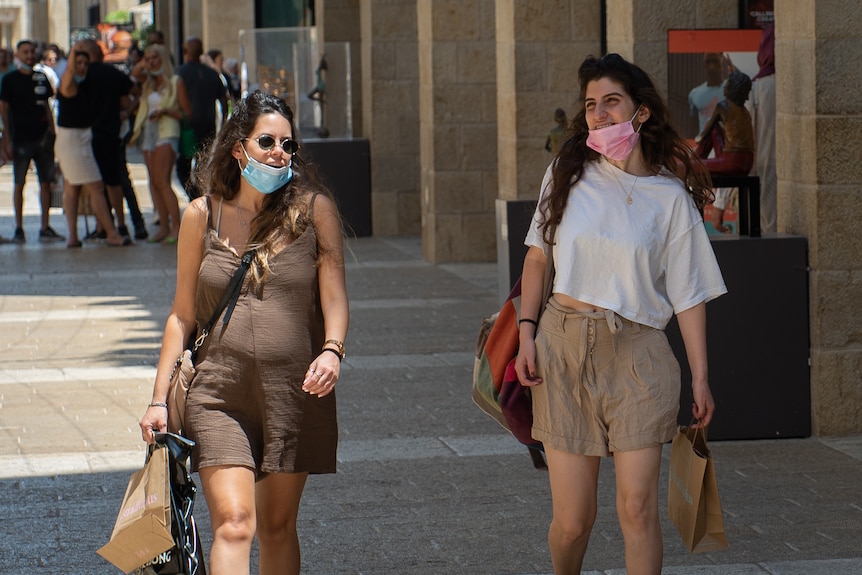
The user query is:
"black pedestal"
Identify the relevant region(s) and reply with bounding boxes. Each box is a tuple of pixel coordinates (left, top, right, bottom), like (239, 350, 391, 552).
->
(712, 174, 761, 238)
(303, 138, 372, 237)
(666, 235, 811, 439)
(495, 199, 537, 302)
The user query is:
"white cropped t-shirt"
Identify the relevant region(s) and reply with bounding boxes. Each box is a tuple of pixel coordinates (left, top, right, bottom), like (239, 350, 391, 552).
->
(525, 158, 727, 329)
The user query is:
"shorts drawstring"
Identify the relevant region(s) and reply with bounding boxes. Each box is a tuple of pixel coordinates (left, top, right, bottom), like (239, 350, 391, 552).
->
(546, 300, 626, 404)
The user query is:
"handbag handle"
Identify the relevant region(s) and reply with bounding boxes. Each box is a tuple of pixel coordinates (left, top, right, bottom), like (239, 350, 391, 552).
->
(190, 250, 255, 359)
(686, 419, 709, 457)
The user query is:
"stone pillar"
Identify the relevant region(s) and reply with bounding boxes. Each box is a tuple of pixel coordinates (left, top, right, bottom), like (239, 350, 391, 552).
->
(417, 0, 497, 263)
(777, 1, 862, 435)
(494, 1, 599, 293)
(201, 1, 253, 67)
(318, 0, 364, 138)
(496, 0, 600, 203)
(360, 0, 420, 236)
(183, 0, 203, 41)
(46, 0, 68, 51)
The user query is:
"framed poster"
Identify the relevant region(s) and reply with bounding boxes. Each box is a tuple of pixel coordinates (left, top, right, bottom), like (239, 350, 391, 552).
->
(740, 0, 774, 29)
(667, 29, 762, 142)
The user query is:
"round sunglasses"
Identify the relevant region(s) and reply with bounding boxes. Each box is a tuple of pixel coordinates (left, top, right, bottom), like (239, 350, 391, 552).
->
(245, 135, 300, 155)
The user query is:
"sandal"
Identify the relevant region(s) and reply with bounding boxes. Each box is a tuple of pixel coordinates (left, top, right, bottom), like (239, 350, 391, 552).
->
(67, 241, 83, 248)
(108, 237, 134, 247)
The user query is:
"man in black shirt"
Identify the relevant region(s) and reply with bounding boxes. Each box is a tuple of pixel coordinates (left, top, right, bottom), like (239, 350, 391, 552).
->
(0, 40, 64, 243)
(79, 39, 135, 238)
(175, 37, 228, 199)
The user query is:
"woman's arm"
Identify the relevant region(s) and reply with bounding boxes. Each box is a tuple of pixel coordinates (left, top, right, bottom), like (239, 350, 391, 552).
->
(139, 198, 208, 441)
(302, 194, 349, 398)
(58, 46, 80, 99)
(514, 245, 549, 386)
(130, 58, 148, 84)
(177, 76, 191, 119)
(676, 302, 715, 427)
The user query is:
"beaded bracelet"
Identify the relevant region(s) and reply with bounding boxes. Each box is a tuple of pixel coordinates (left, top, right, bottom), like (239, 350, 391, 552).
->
(149, 402, 168, 409)
(321, 347, 344, 362)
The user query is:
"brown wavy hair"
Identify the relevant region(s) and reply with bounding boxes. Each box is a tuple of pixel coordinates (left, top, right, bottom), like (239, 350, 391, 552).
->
(195, 90, 340, 284)
(539, 53, 713, 245)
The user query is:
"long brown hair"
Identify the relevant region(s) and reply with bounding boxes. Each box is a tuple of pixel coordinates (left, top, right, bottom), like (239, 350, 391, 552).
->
(540, 53, 713, 245)
(195, 90, 340, 283)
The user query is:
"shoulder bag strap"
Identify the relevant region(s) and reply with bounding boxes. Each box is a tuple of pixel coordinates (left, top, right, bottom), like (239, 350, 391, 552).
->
(191, 250, 254, 357)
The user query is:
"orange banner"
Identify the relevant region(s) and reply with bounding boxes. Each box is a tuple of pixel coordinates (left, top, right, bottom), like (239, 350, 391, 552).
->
(668, 29, 762, 53)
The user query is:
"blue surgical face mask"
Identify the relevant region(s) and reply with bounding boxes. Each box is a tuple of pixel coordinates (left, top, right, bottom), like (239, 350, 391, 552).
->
(18, 63, 32, 73)
(73, 74, 86, 84)
(239, 144, 293, 194)
(148, 66, 164, 77)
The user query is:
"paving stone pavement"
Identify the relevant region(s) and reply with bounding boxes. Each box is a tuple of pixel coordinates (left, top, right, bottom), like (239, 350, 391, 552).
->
(0, 152, 861, 574)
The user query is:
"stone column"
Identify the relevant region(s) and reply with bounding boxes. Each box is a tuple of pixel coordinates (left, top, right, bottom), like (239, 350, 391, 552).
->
(777, 1, 862, 435)
(496, 0, 600, 202)
(46, 0, 68, 51)
(183, 0, 203, 41)
(417, 0, 497, 262)
(201, 1, 253, 67)
(494, 0, 599, 294)
(360, 0, 420, 236)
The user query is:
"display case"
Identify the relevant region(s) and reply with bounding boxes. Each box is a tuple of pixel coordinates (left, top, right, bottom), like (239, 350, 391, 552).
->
(238, 27, 353, 140)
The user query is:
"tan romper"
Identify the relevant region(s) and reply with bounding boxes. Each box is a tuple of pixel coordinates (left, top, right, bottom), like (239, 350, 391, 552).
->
(185, 196, 337, 476)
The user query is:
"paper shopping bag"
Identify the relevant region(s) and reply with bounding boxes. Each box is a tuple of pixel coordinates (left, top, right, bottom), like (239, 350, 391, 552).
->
(668, 425, 729, 553)
(98, 444, 175, 573)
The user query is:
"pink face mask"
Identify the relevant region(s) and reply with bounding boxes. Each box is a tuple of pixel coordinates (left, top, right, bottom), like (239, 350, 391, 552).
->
(586, 109, 641, 160)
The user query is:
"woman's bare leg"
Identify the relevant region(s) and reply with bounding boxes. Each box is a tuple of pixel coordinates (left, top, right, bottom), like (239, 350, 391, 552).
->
(545, 447, 601, 575)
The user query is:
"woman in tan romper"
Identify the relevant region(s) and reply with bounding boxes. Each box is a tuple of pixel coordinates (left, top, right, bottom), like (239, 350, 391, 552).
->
(140, 91, 349, 575)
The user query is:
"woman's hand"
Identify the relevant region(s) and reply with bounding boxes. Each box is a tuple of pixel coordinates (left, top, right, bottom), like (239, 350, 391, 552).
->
(691, 380, 715, 428)
(515, 337, 543, 387)
(139, 404, 168, 444)
(302, 351, 341, 397)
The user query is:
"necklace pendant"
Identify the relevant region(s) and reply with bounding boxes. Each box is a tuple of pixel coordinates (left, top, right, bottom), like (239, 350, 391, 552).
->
(626, 196, 633, 205)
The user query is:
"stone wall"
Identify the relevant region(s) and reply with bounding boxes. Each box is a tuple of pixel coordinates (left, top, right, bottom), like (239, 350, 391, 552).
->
(777, 0, 862, 435)
(361, 0, 421, 236)
(418, 0, 497, 262)
(201, 1, 253, 70)
(496, 0, 601, 203)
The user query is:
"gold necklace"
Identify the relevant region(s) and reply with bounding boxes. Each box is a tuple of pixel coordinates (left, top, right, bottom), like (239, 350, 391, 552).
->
(608, 163, 638, 205)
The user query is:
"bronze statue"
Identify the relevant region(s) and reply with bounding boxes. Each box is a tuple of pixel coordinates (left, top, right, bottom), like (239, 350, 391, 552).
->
(544, 108, 568, 156)
(695, 70, 755, 175)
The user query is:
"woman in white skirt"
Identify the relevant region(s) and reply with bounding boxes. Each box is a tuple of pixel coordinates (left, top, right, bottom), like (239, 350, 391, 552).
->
(55, 45, 131, 247)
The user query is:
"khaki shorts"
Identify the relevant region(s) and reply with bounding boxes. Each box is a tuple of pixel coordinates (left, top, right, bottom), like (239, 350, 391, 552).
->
(531, 297, 680, 457)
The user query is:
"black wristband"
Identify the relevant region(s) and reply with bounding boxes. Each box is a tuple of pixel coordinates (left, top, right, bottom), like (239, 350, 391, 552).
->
(518, 318, 539, 328)
(321, 347, 344, 362)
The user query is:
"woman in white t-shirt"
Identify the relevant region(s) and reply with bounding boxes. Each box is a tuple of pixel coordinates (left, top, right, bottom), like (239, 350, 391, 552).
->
(515, 53, 726, 574)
